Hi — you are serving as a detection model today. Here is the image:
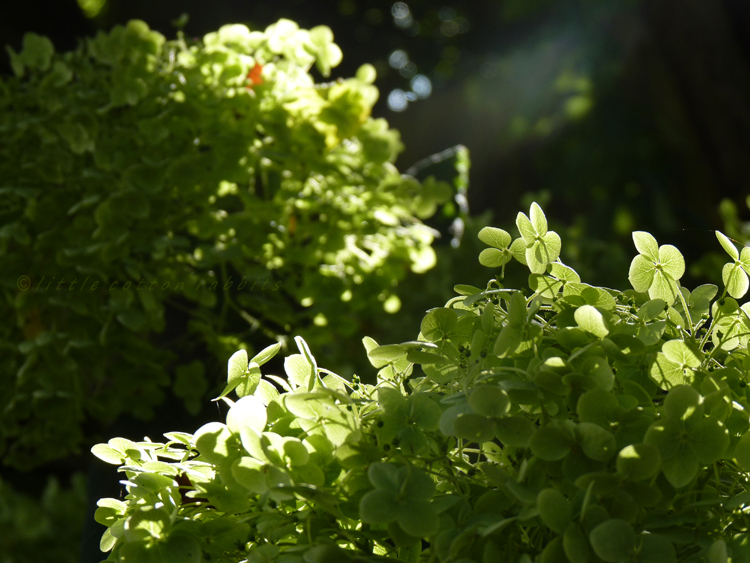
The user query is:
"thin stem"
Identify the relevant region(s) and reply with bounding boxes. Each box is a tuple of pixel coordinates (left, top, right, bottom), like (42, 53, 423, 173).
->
(676, 284, 695, 337)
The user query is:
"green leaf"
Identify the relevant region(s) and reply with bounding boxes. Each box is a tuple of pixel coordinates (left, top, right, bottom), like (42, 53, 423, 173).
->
(406, 349, 448, 364)
(397, 501, 439, 537)
(529, 202, 548, 236)
(236, 362, 261, 398)
(637, 299, 666, 322)
(574, 305, 609, 338)
(478, 226, 512, 249)
(421, 308, 458, 340)
(369, 344, 408, 362)
(158, 533, 202, 562)
(454, 284, 483, 296)
(638, 534, 676, 563)
(648, 270, 679, 305)
(663, 385, 703, 421)
(589, 519, 636, 563)
(510, 237, 528, 265)
(644, 419, 681, 461)
(479, 248, 512, 268)
(194, 422, 235, 464)
(284, 354, 315, 390)
(363, 336, 388, 369)
(516, 211, 536, 244)
(661, 340, 703, 369)
(658, 245, 685, 280)
(228, 350, 248, 382)
(707, 540, 728, 563)
(91, 444, 125, 465)
(453, 413, 495, 443)
(616, 444, 661, 481)
(549, 262, 581, 283)
(367, 462, 401, 491)
(530, 426, 573, 461)
(526, 233, 562, 274)
(529, 274, 563, 299)
(577, 389, 621, 428)
(581, 357, 615, 391)
(494, 416, 535, 447)
(722, 262, 749, 299)
(632, 232, 659, 261)
(563, 523, 592, 563)
(226, 395, 267, 436)
(537, 488, 572, 534)
(250, 342, 282, 367)
(690, 284, 718, 306)
(716, 231, 739, 260)
(17, 33, 55, 73)
(284, 392, 335, 420)
(649, 353, 690, 389)
(468, 385, 510, 417)
(231, 457, 267, 493)
(541, 537, 567, 563)
(628, 254, 655, 293)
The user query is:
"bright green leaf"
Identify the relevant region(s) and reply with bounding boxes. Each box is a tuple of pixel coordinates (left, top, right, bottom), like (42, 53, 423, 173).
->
(478, 226, 512, 249)
(516, 211, 536, 244)
(468, 385, 510, 417)
(657, 245, 685, 280)
(530, 426, 573, 461)
(661, 340, 703, 369)
(628, 254, 655, 293)
(632, 232, 659, 261)
(716, 231, 739, 260)
(723, 262, 749, 299)
(574, 305, 609, 338)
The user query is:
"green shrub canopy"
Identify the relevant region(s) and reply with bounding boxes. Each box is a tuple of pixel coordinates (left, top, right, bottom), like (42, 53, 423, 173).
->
(93, 202, 750, 563)
(0, 19, 455, 469)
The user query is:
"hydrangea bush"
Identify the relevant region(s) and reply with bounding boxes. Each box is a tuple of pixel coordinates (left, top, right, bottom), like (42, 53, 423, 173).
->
(0, 19, 456, 469)
(93, 203, 750, 563)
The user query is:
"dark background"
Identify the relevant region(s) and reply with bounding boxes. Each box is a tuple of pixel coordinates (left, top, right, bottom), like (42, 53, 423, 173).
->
(2, 1, 750, 560)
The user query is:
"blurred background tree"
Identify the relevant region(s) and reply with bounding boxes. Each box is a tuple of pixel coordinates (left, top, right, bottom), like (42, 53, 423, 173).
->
(2, 0, 750, 561)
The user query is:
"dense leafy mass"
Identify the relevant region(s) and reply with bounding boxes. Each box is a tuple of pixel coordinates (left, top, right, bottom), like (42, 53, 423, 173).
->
(0, 19, 454, 469)
(93, 202, 750, 562)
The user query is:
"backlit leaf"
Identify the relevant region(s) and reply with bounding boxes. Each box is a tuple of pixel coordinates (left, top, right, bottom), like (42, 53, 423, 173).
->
(478, 226, 512, 249)
(723, 262, 749, 299)
(529, 202, 548, 237)
(628, 254, 655, 293)
(632, 231, 659, 261)
(658, 244, 685, 280)
(574, 305, 609, 338)
(716, 230, 739, 260)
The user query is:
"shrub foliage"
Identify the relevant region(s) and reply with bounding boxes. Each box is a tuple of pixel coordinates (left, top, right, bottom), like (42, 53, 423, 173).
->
(0, 19, 455, 469)
(94, 203, 750, 562)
